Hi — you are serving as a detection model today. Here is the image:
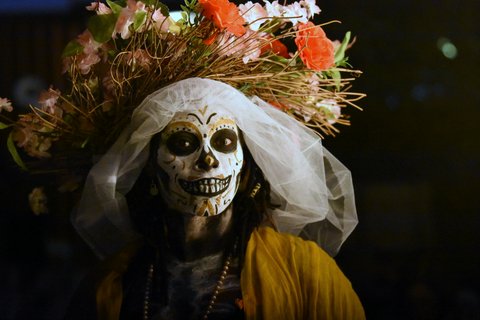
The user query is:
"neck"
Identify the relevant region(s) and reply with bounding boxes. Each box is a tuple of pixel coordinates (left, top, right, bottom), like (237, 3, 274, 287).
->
(162, 206, 235, 261)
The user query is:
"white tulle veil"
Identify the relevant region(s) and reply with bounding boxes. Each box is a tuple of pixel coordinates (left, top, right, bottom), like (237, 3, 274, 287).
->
(72, 78, 358, 258)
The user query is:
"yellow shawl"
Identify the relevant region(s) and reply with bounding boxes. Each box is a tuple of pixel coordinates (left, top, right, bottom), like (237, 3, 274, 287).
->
(241, 227, 365, 319)
(95, 227, 365, 319)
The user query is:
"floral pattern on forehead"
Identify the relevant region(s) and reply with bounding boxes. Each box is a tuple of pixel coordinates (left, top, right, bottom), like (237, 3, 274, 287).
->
(156, 105, 243, 217)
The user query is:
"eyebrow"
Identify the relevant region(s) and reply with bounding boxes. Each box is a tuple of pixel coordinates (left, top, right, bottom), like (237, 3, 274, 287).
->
(206, 112, 218, 125)
(187, 113, 203, 125)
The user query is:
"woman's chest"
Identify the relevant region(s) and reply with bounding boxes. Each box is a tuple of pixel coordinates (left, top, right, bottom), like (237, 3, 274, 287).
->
(122, 252, 244, 320)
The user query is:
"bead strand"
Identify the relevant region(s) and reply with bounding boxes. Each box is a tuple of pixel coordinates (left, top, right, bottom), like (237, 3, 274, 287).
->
(203, 255, 232, 319)
(143, 263, 154, 320)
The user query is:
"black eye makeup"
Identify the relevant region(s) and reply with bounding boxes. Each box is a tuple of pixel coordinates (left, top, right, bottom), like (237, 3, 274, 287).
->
(211, 129, 238, 153)
(166, 131, 200, 156)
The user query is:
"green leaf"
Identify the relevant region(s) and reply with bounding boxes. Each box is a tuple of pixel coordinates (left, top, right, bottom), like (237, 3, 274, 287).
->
(329, 69, 342, 89)
(7, 132, 27, 171)
(87, 14, 117, 43)
(62, 40, 83, 58)
(133, 11, 147, 31)
(334, 31, 351, 65)
(106, 0, 124, 15)
(157, 2, 170, 16)
(0, 122, 12, 130)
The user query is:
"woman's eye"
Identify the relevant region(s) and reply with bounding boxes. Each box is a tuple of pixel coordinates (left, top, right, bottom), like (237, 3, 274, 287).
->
(223, 138, 232, 146)
(211, 129, 237, 153)
(166, 131, 199, 156)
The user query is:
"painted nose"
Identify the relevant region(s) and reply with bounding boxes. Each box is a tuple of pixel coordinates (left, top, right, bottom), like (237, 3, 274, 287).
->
(195, 148, 219, 171)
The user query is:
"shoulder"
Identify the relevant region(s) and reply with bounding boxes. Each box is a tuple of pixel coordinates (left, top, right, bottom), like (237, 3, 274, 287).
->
(250, 226, 353, 283)
(250, 226, 333, 262)
(244, 226, 366, 319)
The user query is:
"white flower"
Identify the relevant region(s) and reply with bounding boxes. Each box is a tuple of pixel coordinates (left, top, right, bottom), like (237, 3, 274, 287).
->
(316, 99, 341, 124)
(300, 0, 321, 19)
(283, 2, 308, 25)
(264, 0, 284, 17)
(239, 1, 268, 31)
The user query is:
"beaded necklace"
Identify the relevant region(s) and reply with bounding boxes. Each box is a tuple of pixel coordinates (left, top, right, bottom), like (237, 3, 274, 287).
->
(143, 241, 236, 320)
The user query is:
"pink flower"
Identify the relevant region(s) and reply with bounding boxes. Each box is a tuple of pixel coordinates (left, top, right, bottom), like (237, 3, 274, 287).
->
(152, 9, 171, 33)
(78, 30, 102, 54)
(76, 30, 103, 74)
(215, 30, 261, 63)
(38, 90, 63, 122)
(316, 99, 341, 124)
(25, 135, 52, 158)
(0, 97, 13, 113)
(239, 1, 268, 31)
(86, 2, 112, 15)
(12, 114, 53, 158)
(38, 88, 61, 114)
(12, 127, 52, 158)
(115, 0, 147, 39)
(11, 124, 33, 149)
(125, 49, 152, 70)
(28, 187, 49, 215)
(304, 73, 321, 91)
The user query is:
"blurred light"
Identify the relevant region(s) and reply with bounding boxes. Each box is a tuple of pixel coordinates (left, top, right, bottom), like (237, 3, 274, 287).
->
(0, 0, 69, 13)
(385, 95, 400, 111)
(411, 84, 428, 102)
(437, 37, 458, 59)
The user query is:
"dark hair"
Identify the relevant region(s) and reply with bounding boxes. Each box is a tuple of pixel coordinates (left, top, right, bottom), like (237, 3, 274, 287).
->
(126, 132, 277, 265)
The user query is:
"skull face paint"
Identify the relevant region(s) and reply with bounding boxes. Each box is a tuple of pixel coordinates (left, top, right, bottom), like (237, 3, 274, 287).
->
(156, 106, 244, 216)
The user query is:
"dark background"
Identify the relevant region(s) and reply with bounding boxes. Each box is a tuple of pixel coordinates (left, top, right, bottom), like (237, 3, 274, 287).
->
(0, 0, 479, 319)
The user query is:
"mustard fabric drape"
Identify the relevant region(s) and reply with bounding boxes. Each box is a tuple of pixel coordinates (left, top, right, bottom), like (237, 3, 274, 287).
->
(92, 227, 365, 319)
(241, 227, 365, 320)
(95, 242, 141, 320)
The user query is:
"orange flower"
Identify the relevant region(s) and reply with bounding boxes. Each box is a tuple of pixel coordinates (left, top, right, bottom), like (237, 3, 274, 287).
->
(268, 100, 289, 111)
(295, 22, 334, 71)
(199, 0, 246, 36)
(261, 38, 289, 58)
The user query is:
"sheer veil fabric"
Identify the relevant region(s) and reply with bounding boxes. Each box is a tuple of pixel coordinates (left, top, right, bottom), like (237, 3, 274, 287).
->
(72, 78, 358, 258)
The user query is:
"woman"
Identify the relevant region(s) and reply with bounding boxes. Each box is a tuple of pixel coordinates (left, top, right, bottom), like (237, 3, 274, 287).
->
(66, 78, 365, 319)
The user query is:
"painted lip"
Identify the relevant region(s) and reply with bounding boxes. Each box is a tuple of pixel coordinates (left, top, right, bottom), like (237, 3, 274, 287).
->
(179, 175, 231, 197)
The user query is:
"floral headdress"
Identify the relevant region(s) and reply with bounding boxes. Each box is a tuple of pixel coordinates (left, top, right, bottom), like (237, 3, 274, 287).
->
(0, 0, 364, 206)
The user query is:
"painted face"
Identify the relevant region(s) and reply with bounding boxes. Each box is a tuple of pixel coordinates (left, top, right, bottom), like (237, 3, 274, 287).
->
(155, 106, 244, 216)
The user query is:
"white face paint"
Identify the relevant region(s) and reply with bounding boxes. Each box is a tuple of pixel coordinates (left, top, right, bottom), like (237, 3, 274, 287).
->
(156, 106, 244, 216)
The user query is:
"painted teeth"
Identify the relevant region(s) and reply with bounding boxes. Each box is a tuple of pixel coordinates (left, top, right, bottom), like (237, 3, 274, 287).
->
(179, 176, 231, 196)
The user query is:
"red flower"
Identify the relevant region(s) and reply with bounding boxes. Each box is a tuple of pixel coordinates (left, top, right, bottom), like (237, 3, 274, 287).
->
(199, 0, 246, 36)
(295, 22, 335, 71)
(261, 38, 289, 58)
